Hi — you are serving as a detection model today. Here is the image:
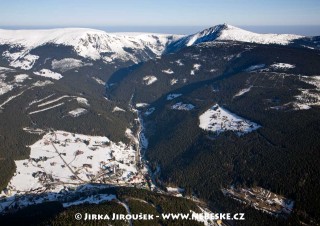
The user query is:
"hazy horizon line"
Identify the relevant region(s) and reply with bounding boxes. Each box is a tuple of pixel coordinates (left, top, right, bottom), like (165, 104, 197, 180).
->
(0, 24, 319, 36)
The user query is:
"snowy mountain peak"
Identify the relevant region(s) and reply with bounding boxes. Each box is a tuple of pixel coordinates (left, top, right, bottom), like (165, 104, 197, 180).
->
(166, 24, 304, 53)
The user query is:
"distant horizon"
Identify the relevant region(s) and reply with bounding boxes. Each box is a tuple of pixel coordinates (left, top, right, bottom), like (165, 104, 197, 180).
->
(0, 24, 319, 36)
(1, 0, 319, 35)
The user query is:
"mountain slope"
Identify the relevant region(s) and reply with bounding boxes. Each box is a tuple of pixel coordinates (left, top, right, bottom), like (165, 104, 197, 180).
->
(165, 24, 304, 53)
(0, 28, 183, 69)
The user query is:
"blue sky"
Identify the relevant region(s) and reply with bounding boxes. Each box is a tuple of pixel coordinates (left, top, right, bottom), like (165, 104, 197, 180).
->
(0, 0, 319, 34)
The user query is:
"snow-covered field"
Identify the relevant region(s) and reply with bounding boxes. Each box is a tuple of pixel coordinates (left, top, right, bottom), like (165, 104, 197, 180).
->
(234, 86, 252, 98)
(92, 76, 105, 85)
(14, 74, 29, 83)
(190, 64, 201, 75)
(162, 69, 174, 74)
(76, 97, 90, 106)
(170, 78, 178, 85)
(0, 74, 14, 96)
(52, 58, 91, 72)
(175, 59, 184, 66)
(143, 75, 157, 85)
(2, 51, 39, 70)
(34, 69, 62, 80)
(270, 75, 320, 111)
(171, 102, 195, 111)
(199, 104, 260, 136)
(1, 131, 144, 198)
(113, 106, 126, 112)
(69, 108, 88, 117)
(136, 103, 149, 108)
(270, 63, 295, 70)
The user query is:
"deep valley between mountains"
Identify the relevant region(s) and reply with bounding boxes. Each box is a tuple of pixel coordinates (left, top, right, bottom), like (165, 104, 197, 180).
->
(0, 24, 320, 225)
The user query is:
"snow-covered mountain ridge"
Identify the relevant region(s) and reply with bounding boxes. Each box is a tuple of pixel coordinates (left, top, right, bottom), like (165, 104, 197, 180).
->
(0, 28, 183, 67)
(0, 24, 312, 70)
(165, 24, 305, 52)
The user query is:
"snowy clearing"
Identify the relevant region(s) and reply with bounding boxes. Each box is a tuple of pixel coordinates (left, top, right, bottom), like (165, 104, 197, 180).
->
(234, 86, 252, 98)
(77, 97, 90, 106)
(143, 75, 157, 85)
(270, 63, 295, 70)
(113, 106, 126, 112)
(52, 58, 91, 72)
(199, 104, 261, 136)
(34, 69, 63, 80)
(162, 69, 174, 74)
(92, 77, 105, 85)
(171, 102, 195, 111)
(14, 74, 29, 83)
(3, 51, 39, 70)
(1, 130, 145, 198)
(69, 108, 88, 117)
(191, 63, 201, 75)
(175, 59, 184, 66)
(33, 80, 54, 87)
(170, 78, 178, 85)
(136, 103, 149, 108)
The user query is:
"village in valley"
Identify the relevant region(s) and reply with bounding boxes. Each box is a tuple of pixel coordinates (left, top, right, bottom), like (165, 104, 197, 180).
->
(0, 129, 151, 212)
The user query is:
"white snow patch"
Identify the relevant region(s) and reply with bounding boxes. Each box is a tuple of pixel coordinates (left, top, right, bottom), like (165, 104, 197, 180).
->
(175, 59, 184, 66)
(199, 104, 261, 136)
(92, 77, 105, 85)
(77, 97, 90, 106)
(162, 69, 174, 74)
(33, 80, 54, 87)
(170, 78, 178, 85)
(69, 108, 88, 117)
(234, 86, 252, 98)
(14, 74, 29, 83)
(34, 69, 62, 80)
(3, 51, 39, 70)
(52, 58, 91, 72)
(63, 194, 116, 208)
(143, 75, 157, 85)
(270, 63, 295, 70)
(171, 102, 195, 111)
(136, 103, 149, 108)
(0, 66, 15, 72)
(0, 75, 13, 95)
(38, 95, 69, 107)
(29, 102, 64, 115)
(113, 106, 126, 112)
